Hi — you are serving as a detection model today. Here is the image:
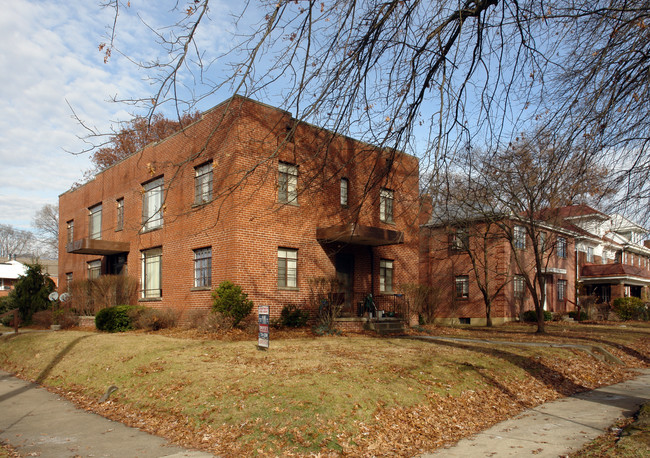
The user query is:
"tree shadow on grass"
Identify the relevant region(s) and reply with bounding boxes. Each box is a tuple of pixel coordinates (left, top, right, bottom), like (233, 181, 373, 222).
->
(0, 334, 94, 403)
(422, 339, 588, 397)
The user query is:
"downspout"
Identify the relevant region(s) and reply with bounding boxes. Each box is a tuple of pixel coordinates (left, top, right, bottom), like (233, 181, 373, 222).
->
(369, 245, 375, 295)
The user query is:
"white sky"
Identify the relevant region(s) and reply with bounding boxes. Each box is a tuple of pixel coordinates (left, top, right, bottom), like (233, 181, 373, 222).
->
(0, 0, 235, 232)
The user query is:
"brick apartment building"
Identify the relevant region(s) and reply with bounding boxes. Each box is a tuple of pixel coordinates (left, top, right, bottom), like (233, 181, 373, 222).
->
(419, 204, 650, 325)
(58, 96, 421, 325)
(421, 216, 576, 325)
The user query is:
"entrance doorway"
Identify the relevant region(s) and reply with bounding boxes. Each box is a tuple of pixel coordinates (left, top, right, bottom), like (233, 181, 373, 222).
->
(335, 253, 354, 315)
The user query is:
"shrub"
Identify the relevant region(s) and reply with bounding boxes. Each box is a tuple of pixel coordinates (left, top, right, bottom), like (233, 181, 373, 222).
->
(0, 296, 13, 315)
(612, 297, 649, 321)
(212, 281, 253, 327)
(280, 304, 309, 328)
(568, 310, 588, 321)
(135, 308, 180, 331)
(308, 277, 344, 333)
(10, 263, 55, 324)
(69, 275, 139, 316)
(32, 310, 53, 328)
(95, 305, 144, 332)
(522, 309, 552, 322)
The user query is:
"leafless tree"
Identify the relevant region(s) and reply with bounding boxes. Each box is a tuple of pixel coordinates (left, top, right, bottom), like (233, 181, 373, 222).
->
(90, 1, 650, 225)
(33, 204, 59, 259)
(0, 224, 35, 259)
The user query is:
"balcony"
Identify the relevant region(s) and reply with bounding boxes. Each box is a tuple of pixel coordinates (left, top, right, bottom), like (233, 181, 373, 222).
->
(66, 238, 130, 255)
(316, 223, 403, 246)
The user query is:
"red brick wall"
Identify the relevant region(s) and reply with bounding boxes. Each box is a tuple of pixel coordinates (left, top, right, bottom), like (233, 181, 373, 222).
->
(59, 96, 420, 321)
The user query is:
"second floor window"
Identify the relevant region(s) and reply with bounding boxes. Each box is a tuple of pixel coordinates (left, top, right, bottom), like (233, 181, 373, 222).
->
(142, 177, 163, 231)
(89, 204, 102, 240)
(451, 228, 469, 251)
(513, 225, 526, 249)
(340, 178, 349, 206)
(380, 188, 394, 223)
(557, 237, 567, 258)
(278, 162, 298, 205)
(587, 246, 594, 263)
(194, 162, 213, 205)
(66, 220, 74, 244)
(116, 198, 124, 231)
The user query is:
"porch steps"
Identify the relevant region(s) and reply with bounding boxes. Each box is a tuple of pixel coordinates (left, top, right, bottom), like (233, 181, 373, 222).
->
(364, 318, 406, 335)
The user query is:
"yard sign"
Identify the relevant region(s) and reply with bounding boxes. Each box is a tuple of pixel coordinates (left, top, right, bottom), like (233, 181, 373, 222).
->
(258, 305, 270, 350)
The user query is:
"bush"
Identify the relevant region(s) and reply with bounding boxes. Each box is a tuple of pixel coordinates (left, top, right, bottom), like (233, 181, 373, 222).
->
(568, 310, 588, 321)
(69, 275, 139, 316)
(212, 281, 253, 327)
(95, 305, 144, 332)
(10, 263, 55, 324)
(612, 297, 649, 321)
(522, 309, 552, 322)
(135, 308, 180, 331)
(0, 296, 13, 315)
(280, 304, 309, 328)
(32, 310, 53, 328)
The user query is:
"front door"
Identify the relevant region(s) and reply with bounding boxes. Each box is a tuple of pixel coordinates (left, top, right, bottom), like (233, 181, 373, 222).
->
(108, 254, 128, 275)
(335, 254, 354, 316)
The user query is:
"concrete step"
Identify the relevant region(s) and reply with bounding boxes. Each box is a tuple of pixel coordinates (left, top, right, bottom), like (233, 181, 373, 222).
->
(364, 319, 406, 335)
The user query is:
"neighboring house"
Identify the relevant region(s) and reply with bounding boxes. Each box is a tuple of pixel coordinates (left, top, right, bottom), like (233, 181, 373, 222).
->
(420, 215, 575, 325)
(0, 259, 27, 297)
(58, 96, 421, 328)
(559, 205, 650, 303)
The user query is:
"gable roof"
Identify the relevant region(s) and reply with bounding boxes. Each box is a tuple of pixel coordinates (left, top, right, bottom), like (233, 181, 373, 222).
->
(0, 260, 27, 280)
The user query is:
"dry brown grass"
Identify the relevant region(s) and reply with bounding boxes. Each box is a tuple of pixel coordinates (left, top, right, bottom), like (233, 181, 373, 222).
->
(0, 321, 647, 456)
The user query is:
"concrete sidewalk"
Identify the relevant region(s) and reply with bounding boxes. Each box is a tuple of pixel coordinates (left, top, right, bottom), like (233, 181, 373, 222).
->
(423, 368, 650, 457)
(0, 370, 214, 457)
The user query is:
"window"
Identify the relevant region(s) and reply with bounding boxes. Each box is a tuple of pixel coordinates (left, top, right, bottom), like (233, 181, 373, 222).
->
(66, 220, 74, 244)
(141, 247, 162, 298)
(87, 260, 101, 279)
(380, 188, 394, 223)
(557, 237, 567, 258)
(278, 162, 298, 204)
(194, 162, 213, 205)
(65, 272, 73, 290)
(602, 250, 609, 264)
(194, 247, 212, 288)
(514, 225, 526, 249)
(380, 259, 394, 292)
(514, 275, 525, 298)
(587, 246, 594, 263)
(557, 279, 567, 301)
(116, 198, 124, 231)
(89, 204, 102, 240)
(539, 232, 547, 252)
(142, 177, 163, 231)
(455, 275, 469, 298)
(451, 228, 469, 251)
(278, 248, 297, 288)
(340, 178, 349, 206)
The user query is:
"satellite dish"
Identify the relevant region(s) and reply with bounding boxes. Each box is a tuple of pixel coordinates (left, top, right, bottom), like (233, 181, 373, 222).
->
(60, 292, 71, 302)
(48, 292, 59, 301)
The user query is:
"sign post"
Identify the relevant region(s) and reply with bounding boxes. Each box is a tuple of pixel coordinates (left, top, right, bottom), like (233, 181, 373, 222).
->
(258, 305, 270, 350)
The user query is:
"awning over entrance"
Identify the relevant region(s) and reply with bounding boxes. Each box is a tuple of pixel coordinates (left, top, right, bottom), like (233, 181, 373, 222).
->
(580, 263, 650, 286)
(66, 238, 130, 256)
(316, 223, 404, 246)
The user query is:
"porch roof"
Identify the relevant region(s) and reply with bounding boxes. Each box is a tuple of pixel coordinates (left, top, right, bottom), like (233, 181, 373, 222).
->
(66, 238, 130, 256)
(580, 263, 650, 285)
(316, 223, 404, 246)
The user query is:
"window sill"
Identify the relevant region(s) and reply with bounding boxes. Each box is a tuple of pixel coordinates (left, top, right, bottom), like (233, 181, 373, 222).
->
(380, 219, 395, 225)
(114, 228, 123, 232)
(278, 286, 299, 291)
(191, 286, 212, 292)
(139, 297, 162, 302)
(192, 199, 213, 208)
(278, 200, 299, 207)
(140, 226, 162, 235)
